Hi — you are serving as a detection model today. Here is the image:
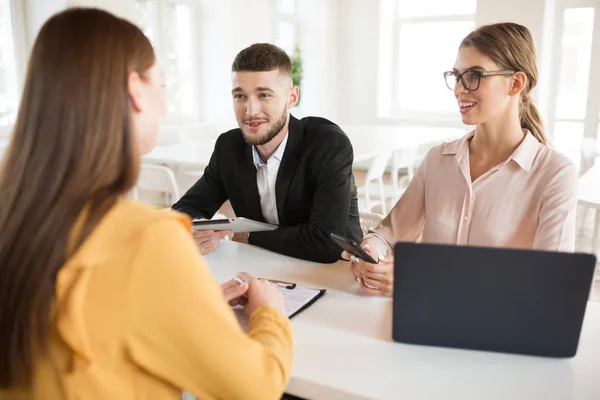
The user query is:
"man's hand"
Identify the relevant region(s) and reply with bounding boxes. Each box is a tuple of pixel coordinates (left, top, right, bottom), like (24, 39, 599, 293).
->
(192, 229, 230, 254)
(191, 218, 231, 254)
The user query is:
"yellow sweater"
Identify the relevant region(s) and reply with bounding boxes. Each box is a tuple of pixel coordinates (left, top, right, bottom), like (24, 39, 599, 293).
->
(0, 200, 293, 399)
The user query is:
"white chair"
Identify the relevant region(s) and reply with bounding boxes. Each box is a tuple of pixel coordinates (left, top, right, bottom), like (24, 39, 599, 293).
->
(578, 138, 600, 254)
(580, 138, 599, 176)
(359, 211, 384, 236)
(412, 139, 441, 170)
(389, 145, 419, 198)
(133, 164, 180, 207)
(358, 151, 392, 214)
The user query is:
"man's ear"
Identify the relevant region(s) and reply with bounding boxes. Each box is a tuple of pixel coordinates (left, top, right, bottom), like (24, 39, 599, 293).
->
(509, 71, 527, 97)
(288, 85, 299, 108)
(128, 71, 144, 112)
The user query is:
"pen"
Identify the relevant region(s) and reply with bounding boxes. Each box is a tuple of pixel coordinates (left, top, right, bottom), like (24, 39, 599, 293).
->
(262, 278, 297, 289)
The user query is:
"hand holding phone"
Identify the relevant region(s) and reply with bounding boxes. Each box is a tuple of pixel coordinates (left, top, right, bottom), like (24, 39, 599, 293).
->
(330, 233, 379, 264)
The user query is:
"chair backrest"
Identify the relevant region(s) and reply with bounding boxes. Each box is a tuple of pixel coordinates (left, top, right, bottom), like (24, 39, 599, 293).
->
(417, 139, 441, 158)
(136, 164, 180, 205)
(581, 138, 598, 176)
(365, 151, 392, 182)
(359, 211, 384, 235)
(392, 145, 419, 170)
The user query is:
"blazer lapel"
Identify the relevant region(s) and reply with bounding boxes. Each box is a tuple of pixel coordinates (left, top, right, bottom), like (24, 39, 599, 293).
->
(275, 115, 302, 225)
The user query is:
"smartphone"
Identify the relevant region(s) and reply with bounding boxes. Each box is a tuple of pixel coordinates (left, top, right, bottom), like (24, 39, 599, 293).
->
(330, 233, 378, 264)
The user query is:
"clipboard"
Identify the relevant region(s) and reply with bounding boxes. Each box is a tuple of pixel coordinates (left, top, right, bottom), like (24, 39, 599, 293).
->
(232, 278, 326, 331)
(266, 279, 327, 319)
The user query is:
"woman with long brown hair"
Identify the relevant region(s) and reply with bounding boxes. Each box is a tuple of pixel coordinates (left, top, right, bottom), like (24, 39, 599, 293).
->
(345, 22, 578, 296)
(0, 8, 292, 399)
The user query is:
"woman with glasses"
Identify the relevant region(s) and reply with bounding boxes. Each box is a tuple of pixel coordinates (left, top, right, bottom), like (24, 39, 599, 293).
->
(0, 8, 292, 399)
(344, 22, 578, 297)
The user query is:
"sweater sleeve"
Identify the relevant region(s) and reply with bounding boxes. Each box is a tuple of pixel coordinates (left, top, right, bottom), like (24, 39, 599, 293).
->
(125, 218, 293, 400)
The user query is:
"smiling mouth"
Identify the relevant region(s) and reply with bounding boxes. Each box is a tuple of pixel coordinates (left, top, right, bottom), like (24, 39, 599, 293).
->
(458, 101, 477, 114)
(245, 120, 266, 128)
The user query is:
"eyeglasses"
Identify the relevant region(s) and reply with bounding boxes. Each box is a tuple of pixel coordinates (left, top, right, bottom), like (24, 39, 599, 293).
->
(443, 69, 515, 91)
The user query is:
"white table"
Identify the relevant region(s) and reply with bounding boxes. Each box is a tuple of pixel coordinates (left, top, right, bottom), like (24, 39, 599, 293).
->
(142, 140, 216, 171)
(203, 240, 600, 400)
(141, 126, 466, 170)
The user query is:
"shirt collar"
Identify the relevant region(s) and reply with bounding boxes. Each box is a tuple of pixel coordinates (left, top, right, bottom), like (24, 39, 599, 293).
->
(252, 131, 289, 169)
(510, 130, 540, 171)
(441, 129, 539, 172)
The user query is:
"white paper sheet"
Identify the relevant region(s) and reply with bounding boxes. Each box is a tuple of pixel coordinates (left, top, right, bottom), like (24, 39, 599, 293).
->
(233, 285, 323, 332)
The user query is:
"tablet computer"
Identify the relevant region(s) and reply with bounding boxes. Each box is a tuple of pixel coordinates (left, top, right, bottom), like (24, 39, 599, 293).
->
(192, 217, 277, 233)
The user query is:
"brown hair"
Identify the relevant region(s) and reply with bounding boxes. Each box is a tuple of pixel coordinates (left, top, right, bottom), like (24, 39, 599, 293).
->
(0, 8, 154, 387)
(461, 22, 549, 144)
(231, 43, 292, 76)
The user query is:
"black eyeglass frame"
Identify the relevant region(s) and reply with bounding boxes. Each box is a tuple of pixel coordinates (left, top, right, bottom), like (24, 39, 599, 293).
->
(443, 69, 515, 91)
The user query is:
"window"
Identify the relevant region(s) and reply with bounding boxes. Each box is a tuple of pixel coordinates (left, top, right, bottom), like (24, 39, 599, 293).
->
(378, 0, 477, 119)
(548, 5, 599, 166)
(272, 0, 297, 55)
(0, 0, 18, 126)
(136, 0, 199, 124)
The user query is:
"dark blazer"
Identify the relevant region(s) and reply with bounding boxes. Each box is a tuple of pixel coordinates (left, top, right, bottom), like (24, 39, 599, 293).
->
(172, 115, 363, 263)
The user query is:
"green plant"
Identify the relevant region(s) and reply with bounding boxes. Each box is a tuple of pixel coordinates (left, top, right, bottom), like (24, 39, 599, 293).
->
(290, 45, 303, 105)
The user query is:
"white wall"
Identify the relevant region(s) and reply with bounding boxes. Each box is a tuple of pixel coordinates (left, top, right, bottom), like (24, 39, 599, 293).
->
(231, 0, 273, 50)
(335, 0, 380, 124)
(16, 0, 580, 131)
(66, 0, 137, 21)
(295, 0, 340, 121)
(24, 0, 67, 45)
(199, 0, 275, 126)
(198, 0, 237, 126)
(475, 0, 557, 123)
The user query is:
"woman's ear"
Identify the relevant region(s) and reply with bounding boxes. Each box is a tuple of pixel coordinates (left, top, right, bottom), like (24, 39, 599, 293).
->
(509, 71, 527, 97)
(128, 71, 144, 113)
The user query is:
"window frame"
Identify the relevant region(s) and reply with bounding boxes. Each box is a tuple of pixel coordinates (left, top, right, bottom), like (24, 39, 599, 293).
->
(270, 0, 299, 55)
(545, 0, 600, 165)
(0, 0, 19, 129)
(380, 0, 476, 121)
(136, 0, 202, 125)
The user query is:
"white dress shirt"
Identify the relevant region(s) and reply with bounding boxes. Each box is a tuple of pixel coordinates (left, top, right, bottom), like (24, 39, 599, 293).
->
(252, 133, 289, 225)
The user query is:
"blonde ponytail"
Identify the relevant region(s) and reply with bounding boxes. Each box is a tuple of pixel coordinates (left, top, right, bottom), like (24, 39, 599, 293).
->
(519, 94, 549, 145)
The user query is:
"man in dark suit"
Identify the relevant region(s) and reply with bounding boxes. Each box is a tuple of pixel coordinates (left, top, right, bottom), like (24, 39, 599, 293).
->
(172, 43, 361, 263)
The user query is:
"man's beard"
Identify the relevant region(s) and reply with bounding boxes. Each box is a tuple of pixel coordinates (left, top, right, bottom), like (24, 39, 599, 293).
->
(241, 107, 288, 146)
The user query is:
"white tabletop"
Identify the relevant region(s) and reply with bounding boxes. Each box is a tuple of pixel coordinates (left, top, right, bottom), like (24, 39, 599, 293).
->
(203, 241, 600, 400)
(142, 140, 216, 170)
(141, 126, 466, 170)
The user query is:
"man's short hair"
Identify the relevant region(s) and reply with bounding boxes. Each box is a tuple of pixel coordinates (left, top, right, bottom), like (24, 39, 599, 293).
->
(231, 43, 292, 76)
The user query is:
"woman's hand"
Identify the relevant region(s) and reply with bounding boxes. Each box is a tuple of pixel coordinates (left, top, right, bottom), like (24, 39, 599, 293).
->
(342, 237, 394, 297)
(221, 274, 250, 307)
